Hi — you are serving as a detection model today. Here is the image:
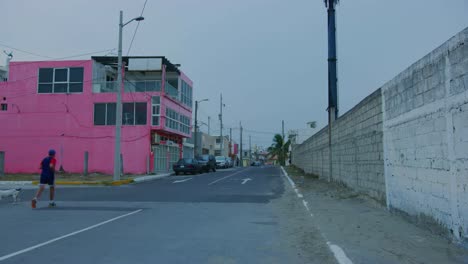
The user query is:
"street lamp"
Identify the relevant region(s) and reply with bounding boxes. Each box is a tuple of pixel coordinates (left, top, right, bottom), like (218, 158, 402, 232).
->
(194, 99, 209, 157)
(114, 11, 145, 181)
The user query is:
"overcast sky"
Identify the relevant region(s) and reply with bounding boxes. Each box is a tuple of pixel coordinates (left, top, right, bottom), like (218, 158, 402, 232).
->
(1, 0, 467, 147)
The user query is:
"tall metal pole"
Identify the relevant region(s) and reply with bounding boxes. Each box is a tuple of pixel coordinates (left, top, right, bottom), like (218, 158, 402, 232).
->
(240, 121, 243, 167)
(229, 127, 232, 156)
(219, 93, 223, 156)
(194, 100, 199, 157)
(113, 10, 124, 181)
(282, 120, 285, 139)
(249, 135, 252, 161)
(326, 0, 339, 182)
(208, 116, 211, 135)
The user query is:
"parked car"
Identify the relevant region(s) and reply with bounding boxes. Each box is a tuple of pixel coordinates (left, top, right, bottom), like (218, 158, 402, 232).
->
(196, 154, 217, 172)
(215, 156, 228, 169)
(225, 157, 233, 168)
(173, 158, 203, 175)
(251, 160, 261, 166)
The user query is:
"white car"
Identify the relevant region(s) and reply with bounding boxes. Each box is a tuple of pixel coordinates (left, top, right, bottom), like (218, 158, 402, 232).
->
(215, 156, 228, 168)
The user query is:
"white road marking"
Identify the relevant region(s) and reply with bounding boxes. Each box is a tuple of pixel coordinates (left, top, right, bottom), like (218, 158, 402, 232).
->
(208, 169, 246, 185)
(173, 178, 193, 184)
(281, 166, 354, 264)
(302, 199, 310, 211)
(241, 178, 252, 185)
(327, 242, 354, 264)
(0, 209, 142, 262)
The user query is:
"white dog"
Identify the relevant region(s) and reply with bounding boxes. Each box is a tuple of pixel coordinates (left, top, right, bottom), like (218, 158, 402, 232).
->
(0, 188, 22, 203)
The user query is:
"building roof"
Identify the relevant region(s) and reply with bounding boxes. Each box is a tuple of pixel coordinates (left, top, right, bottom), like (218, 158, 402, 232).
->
(91, 56, 180, 74)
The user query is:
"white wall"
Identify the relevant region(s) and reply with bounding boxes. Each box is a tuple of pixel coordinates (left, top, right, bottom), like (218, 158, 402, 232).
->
(383, 27, 468, 239)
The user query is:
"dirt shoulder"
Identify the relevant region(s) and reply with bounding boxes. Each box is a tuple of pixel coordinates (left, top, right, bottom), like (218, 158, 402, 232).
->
(284, 166, 468, 264)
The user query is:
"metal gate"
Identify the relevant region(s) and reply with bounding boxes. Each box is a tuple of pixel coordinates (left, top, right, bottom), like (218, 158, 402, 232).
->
(153, 145, 179, 173)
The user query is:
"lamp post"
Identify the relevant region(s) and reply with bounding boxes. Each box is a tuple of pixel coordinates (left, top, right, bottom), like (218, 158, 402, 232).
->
(113, 11, 144, 181)
(194, 99, 209, 157)
(325, 0, 339, 182)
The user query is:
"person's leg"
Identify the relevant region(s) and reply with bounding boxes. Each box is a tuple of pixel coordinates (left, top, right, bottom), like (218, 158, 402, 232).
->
(34, 185, 45, 200)
(31, 185, 45, 208)
(49, 186, 55, 201)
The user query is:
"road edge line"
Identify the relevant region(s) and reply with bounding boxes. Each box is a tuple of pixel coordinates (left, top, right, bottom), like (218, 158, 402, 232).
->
(0, 209, 142, 262)
(280, 166, 354, 264)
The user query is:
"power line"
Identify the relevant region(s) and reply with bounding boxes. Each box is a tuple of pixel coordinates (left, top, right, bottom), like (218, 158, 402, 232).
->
(127, 0, 148, 56)
(0, 42, 53, 59)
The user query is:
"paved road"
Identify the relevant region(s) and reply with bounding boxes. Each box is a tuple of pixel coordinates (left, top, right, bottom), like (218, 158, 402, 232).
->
(0, 166, 336, 264)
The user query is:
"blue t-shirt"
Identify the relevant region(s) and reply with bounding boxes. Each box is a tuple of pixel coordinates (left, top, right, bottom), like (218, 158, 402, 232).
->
(40, 157, 56, 177)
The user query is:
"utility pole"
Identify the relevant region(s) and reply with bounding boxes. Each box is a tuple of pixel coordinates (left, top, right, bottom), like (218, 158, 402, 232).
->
(229, 127, 232, 156)
(282, 120, 285, 139)
(219, 93, 223, 156)
(113, 11, 144, 181)
(249, 135, 252, 161)
(325, 0, 339, 182)
(194, 100, 199, 157)
(208, 116, 211, 135)
(240, 121, 243, 167)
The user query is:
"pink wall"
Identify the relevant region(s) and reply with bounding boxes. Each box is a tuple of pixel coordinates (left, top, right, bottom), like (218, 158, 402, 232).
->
(0, 59, 192, 175)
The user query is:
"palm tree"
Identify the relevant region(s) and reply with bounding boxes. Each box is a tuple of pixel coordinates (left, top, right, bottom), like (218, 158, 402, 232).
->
(267, 134, 291, 166)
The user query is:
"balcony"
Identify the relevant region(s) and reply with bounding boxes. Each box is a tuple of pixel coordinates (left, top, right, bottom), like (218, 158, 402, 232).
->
(125, 80, 161, 92)
(165, 81, 179, 100)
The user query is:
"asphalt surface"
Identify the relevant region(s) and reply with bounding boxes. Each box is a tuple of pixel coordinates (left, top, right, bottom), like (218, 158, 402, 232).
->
(0, 166, 336, 264)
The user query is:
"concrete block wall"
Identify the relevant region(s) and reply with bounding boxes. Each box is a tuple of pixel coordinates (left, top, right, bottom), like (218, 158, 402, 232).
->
(383, 27, 468, 240)
(292, 89, 385, 202)
(292, 27, 468, 240)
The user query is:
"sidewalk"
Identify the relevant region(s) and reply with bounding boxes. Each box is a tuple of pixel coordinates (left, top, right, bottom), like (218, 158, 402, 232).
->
(283, 166, 468, 264)
(0, 173, 172, 189)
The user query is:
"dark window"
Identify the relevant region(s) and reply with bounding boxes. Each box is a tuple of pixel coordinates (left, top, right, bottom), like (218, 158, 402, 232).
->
(69, 68, 84, 82)
(122, 102, 147, 125)
(106, 103, 116, 125)
(1, 104, 7, 111)
(38, 83, 53, 93)
(53, 83, 67, 93)
(38, 67, 84, 94)
(69, 83, 83, 93)
(54, 68, 68, 82)
(94, 104, 106, 125)
(122, 103, 135, 125)
(135, 103, 147, 125)
(94, 103, 116, 126)
(38, 68, 53, 83)
(216, 138, 221, 143)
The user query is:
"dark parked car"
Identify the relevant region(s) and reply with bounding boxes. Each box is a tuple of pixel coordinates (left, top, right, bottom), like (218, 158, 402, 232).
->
(196, 154, 216, 172)
(173, 158, 203, 175)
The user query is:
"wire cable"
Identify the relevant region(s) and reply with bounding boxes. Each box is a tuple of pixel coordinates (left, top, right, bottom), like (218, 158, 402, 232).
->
(127, 0, 148, 56)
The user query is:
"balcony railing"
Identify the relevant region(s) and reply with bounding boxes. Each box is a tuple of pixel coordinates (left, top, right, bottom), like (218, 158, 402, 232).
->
(165, 82, 179, 100)
(93, 81, 118, 93)
(125, 80, 161, 92)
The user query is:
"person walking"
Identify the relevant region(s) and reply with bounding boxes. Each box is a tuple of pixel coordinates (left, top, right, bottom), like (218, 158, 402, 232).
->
(31, 149, 57, 208)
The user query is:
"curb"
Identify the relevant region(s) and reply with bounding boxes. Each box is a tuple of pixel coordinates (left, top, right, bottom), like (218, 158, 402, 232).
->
(1, 173, 171, 187)
(133, 173, 172, 183)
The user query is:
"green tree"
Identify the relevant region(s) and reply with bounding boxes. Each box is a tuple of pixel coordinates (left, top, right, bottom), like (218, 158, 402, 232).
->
(267, 134, 291, 166)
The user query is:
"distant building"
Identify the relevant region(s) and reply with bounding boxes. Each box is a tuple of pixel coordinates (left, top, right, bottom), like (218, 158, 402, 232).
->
(0, 56, 193, 174)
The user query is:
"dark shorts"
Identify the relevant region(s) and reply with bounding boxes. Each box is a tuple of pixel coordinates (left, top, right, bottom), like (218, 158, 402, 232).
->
(40, 174, 55, 186)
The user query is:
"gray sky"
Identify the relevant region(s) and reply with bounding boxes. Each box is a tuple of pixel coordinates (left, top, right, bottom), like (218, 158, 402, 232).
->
(2, 0, 467, 147)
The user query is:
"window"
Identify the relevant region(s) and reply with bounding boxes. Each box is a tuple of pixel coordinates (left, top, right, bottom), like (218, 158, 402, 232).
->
(94, 103, 116, 125)
(216, 138, 221, 144)
(1, 103, 7, 111)
(165, 106, 190, 134)
(123, 102, 147, 125)
(38, 67, 84, 93)
(152, 96, 160, 126)
(181, 80, 192, 108)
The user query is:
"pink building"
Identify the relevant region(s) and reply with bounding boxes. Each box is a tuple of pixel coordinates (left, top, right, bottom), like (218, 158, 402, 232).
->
(0, 56, 193, 175)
